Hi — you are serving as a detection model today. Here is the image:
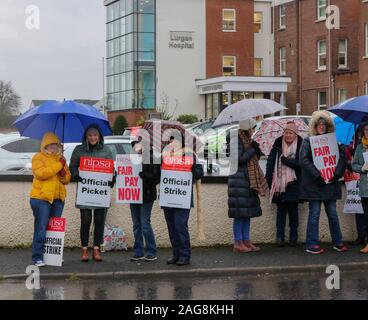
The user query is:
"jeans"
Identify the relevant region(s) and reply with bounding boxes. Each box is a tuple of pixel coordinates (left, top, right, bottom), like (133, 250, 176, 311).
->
(306, 200, 343, 248)
(130, 202, 157, 257)
(276, 202, 299, 242)
(30, 198, 64, 263)
(80, 209, 107, 248)
(164, 208, 191, 261)
(233, 218, 251, 241)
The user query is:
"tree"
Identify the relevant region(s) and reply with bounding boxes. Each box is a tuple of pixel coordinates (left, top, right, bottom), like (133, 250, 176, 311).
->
(112, 115, 128, 135)
(0, 81, 21, 128)
(177, 114, 199, 124)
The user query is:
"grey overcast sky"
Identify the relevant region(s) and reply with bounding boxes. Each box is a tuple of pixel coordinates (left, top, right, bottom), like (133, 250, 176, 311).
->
(0, 0, 105, 111)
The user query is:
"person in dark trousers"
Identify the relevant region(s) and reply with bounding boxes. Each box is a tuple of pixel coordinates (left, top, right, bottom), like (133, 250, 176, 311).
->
(69, 124, 115, 262)
(129, 139, 161, 262)
(299, 111, 347, 254)
(352, 122, 368, 253)
(345, 137, 366, 245)
(161, 136, 204, 266)
(227, 119, 268, 253)
(266, 121, 303, 247)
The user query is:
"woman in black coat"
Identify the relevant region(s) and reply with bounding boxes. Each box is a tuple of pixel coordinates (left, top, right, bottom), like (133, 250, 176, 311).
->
(266, 122, 302, 247)
(227, 119, 268, 253)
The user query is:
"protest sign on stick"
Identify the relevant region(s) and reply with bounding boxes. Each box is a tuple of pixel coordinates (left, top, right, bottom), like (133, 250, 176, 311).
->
(44, 217, 66, 267)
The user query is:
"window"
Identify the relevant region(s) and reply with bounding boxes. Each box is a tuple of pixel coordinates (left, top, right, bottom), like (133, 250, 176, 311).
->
(223, 56, 236, 76)
(338, 89, 348, 103)
(365, 23, 368, 57)
(318, 91, 327, 110)
(1, 139, 41, 153)
(254, 12, 263, 33)
(317, 40, 327, 70)
(279, 4, 286, 29)
(223, 9, 236, 31)
(338, 39, 347, 68)
(317, 0, 327, 20)
(279, 47, 286, 75)
(254, 58, 263, 76)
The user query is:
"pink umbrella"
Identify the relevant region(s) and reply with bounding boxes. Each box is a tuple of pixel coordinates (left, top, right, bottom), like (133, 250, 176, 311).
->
(253, 118, 309, 156)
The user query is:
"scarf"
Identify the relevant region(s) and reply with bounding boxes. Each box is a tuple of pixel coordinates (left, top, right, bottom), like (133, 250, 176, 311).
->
(362, 136, 368, 149)
(239, 130, 268, 197)
(270, 138, 297, 203)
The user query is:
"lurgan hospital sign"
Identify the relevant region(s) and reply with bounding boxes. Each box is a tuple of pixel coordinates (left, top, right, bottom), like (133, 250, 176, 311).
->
(169, 31, 194, 49)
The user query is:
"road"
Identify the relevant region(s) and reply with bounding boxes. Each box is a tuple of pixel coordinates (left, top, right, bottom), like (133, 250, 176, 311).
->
(1, 270, 367, 300)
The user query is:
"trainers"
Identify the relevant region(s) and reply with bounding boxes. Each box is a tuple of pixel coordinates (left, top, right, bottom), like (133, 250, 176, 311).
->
(333, 244, 348, 252)
(144, 255, 158, 262)
(306, 246, 325, 254)
(130, 255, 145, 261)
(34, 260, 46, 267)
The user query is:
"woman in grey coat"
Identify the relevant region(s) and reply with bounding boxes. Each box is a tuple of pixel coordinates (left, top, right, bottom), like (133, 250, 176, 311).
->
(69, 124, 114, 262)
(352, 122, 368, 253)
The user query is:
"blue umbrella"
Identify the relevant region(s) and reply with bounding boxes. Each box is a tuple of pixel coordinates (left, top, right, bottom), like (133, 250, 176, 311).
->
(13, 100, 112, 143)
(330, 113, 356, 145)
(328, 95, 368, 124)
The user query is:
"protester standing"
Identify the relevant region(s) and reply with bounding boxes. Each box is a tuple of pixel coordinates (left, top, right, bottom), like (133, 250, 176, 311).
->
(299, 111, 347, 254)
(129, 140, 160, 262)
(352, 122, 368, 253)
(69, 124, 115, 262)
(228, 119, 268, 253)
(266, 121, 302, 247)
(30, 132, 71, 266)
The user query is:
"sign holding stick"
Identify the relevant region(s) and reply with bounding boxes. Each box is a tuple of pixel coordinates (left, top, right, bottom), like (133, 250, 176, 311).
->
(159, 156, 193, 209)
(116, 154, 143, 204)
(76, 157, 115, 208)
(310, 133, 340, 183)
(44, 217, 66, 267)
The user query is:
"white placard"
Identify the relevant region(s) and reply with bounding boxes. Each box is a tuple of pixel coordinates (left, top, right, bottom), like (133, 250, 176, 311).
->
(116, 154, 143, 204)
(343, 172, 364, 214)
(44, 217, 66, 267)
(310, 133, 340, 183)
(76, 157, 114, 208)
(159, 156, 193, 209)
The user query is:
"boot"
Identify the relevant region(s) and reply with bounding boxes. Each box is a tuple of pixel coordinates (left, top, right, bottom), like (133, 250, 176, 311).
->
(93, 247, 102, 261)
(244, 240, 261, 252)
(360, 245, 368, 254)
(81, 247, 89, 262)
(233, 241, 251, 253)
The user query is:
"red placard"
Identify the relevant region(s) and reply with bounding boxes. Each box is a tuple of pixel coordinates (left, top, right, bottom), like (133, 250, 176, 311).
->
(162, 156, 193, 172)
(47, 217, 66, 232)
(80, 157, 114, 174)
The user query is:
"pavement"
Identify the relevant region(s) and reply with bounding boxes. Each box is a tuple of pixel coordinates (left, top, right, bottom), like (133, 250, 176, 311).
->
(2, 243, 368, 280)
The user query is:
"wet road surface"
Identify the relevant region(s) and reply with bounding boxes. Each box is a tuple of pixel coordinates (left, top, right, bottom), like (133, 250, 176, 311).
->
(1, 270, 368, 300)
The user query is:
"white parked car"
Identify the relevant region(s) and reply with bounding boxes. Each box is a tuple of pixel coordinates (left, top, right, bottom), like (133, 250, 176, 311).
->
(0, 133, 133, 172)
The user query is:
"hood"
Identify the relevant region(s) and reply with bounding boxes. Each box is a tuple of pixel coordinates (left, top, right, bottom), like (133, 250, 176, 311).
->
(309, 110, 335, 136)
(40, 132, 62, 155)
(82, 123, 104, 150)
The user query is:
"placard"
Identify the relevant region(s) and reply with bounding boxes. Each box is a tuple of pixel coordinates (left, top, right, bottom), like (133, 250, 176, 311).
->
(159, 156, 193, 209)
(116, 154, 143, 204)
(310, 133, 340, 183)
(44, 217, 66, 267)
(76, 157, 114, 208)
(343, 171, 364, 214)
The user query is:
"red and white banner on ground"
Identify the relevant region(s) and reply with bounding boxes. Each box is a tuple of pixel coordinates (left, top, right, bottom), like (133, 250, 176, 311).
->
(116, 154, 143, 204)
(44, 217, 66, 267)
(76, 157, 114, 208)
(343, 171, 364, 214)
(159, 156, 193, 209)
(310, 133, 340, 183)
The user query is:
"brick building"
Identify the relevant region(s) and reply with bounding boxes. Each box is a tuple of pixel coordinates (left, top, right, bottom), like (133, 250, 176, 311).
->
(274, 0, 363, 115)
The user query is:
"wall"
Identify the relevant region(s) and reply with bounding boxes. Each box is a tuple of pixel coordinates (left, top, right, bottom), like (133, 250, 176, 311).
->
(0, 181, 358, 248)
(156, 0, 206, 119)
(359, 1, 368, 94)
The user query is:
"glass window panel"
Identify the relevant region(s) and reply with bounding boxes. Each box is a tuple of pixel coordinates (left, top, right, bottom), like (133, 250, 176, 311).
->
(126, 0, 134, 15)
(107, 4, 114, 22)
(121, 14, 133, 35)
(138, 33, 154, 52)
(107, 22, 113, 40)
(138, 51, 154, 62)
(113, 56, 120, 74)
(138, 90, 154, 108)
(138, 69, 154, 90)
(113, 1, 120, 20)
(113, 38, 120, 56)
(138, 14, 154, 33)
(254, 12, 263, 33)
(107, 76, 113, 94)
(120, 34, 134, 54)
(114, 74, 120, 92)
(113, 20, 120, 38)
(127, 90, 134, 108)
(137, 0, 154, 14)
(107, 40, 114, 58)
(223, 9, 235, 31)
(107, 58, 114, 76)
(120, 73, 126, 91)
